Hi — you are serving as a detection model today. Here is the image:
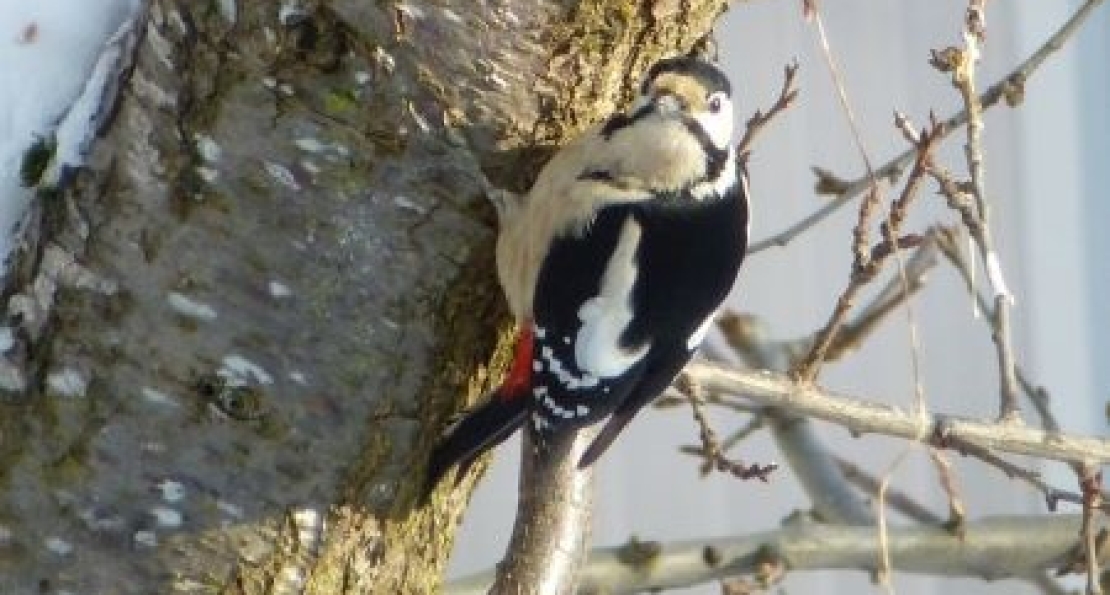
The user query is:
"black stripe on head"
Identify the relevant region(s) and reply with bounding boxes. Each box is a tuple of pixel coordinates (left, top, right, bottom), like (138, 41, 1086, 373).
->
(681, 117, 729, 182)
(600, 102, 654, 139)
(642, 56, 731, 98)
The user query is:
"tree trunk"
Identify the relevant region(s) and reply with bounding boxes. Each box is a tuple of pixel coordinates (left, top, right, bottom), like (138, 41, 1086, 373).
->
(0, 1, 728, 592)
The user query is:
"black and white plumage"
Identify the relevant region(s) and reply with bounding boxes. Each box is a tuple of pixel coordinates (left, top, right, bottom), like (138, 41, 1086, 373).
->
(426, 56, 750, 494)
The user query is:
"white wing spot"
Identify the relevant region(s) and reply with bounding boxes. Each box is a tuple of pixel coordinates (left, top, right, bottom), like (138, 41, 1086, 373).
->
(540, 344, 599, 389)
(576, 405, 589, 417)
(575, 218, 650, 377)
(532, 415, 549, 432)
(541, 394, 574, 419)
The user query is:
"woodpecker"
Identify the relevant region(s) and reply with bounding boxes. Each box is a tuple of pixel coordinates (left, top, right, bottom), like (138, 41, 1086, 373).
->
(427, 56, 749, 493)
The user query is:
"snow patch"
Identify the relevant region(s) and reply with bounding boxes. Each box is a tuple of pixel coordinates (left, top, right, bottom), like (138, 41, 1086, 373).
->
(217, 499, 243, 518)
(293, 137, 328, 153)
(151, 506, 182, 528)
(268, 280, 292, 298)
(220, 354, 273, 385)
(46, 368, 87, 398)
(393, 195, 425, 214)
(133, 530, 157, 548)
(196, 166, 218, 184)
(156, 479, 185, 503)
(396, 3, 426, 20)
(440, 8, 464, 25)
(167, 291, 217, 321)
(278, 0, 307, 26)
(264, 161, 301, 191)
(44, 536, 73, 556)
(0, 1, 142, 270)
(217, 0, 237, 24)
(195, 133, 221, 162)
(141, 386, 178, 407)
(0, 327, 13, 352)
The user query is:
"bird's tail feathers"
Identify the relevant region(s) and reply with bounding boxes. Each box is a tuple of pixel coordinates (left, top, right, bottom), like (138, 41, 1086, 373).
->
(423, 389, 528, 501)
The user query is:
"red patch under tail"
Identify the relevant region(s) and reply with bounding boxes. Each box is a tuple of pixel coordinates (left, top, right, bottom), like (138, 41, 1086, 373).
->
(499, 325, 533, 400)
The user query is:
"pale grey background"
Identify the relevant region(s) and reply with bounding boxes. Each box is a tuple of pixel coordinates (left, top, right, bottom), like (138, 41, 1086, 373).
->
(451, 1, 1109, 593)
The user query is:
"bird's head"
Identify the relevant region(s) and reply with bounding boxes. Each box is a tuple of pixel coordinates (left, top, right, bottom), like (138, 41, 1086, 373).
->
(633, 56, 735, 151)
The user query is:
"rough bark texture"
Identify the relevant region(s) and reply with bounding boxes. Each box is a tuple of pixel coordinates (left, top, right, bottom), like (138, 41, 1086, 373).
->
(0, 1, 729, 593)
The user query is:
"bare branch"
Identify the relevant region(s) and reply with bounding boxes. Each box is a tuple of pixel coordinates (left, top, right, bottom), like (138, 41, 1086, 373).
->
(685, 361, 1110, 464)
(572, 517, 1077, 594)
(712, 315, 874, 526)
(836, 458, 1072, 595)
(748, 0, 1106, 254)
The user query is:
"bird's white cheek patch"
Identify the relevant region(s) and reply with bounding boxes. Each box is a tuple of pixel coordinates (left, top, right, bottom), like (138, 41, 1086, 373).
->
(575, 218, 649, 377)
(692, 96, 734, 150)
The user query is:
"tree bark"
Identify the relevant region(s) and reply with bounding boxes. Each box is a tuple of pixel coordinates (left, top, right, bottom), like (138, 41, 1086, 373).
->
(0, 1, 729, 593)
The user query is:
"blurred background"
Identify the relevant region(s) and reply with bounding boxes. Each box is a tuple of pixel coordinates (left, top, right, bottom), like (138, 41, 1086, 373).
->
(451, 1, 1109, 593)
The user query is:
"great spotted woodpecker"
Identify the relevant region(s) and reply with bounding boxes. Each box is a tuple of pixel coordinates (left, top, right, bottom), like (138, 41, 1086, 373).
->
(427, 56, 749, 492)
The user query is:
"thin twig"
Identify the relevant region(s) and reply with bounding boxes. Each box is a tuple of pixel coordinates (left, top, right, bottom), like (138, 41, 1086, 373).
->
(719, 413, 767, 452)
(928, 448, 967, 535)
(724, 231, 937, 367)
(794, 118, 943, 380)
(932, 229, 1063, 432)
(806, 1, 876, 177)
(817, 222, 940, 363)
(736, 61, 800, 162)
(836, 458, 1071, 595)
(943, 1, 1021, 421)
(680, 413, 766, 460)
(679, 376, 778, 481)
(1079, 465, 1105, 594)
(748, 0, 1106, 254)
(836, 457, 943, 524)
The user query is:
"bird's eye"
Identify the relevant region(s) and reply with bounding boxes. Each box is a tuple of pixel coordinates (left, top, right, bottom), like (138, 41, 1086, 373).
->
(708, 95, 722, 113)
